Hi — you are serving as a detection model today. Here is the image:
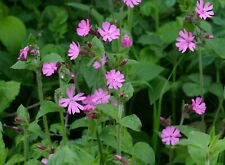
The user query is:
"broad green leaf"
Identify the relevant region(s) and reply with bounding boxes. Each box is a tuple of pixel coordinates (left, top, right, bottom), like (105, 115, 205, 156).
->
(36, 101, 63, 120)
(0, 81, 20, 113)
(67, 2, 103, 24)
(187, 131, 210, 165)
(182, 83, 201, 97)
(16, 104, 29, 123)
(28, 121, 44, 138)
(138, 33, 162, 46)
(96, 104, 118, 120)
(209, 83, 223, 98)
(133, 142, 155, 165)
(42, 53, 64, 63)
(11, 61, 34, 70)
(70, 117, 94, 130)
(176, 125, 200, 137)
(158, 21, 181, 44)
(0, 131, 7, 165)
(119, 115, 142, 131)
(119, 82, 134, 102)
(91, 37, 104, 58)
(206, 38, 225, 59)
(0, 16, 26, 54)
(127, 62, 164, 82)
(5, 154, 24, 165)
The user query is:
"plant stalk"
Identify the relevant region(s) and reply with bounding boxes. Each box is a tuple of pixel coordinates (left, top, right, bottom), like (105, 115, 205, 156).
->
(36, 70, 51, 146)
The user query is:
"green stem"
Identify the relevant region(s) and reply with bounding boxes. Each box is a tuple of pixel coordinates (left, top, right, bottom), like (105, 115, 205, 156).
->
(117, 104, 123, 155)
(60, 110, 67, 145)
(213, 99, 223, 126)
(127, 8, 133, 32)
(198, 49, 204, 98)
(152, 55, 184, 152)
(96, 128, 105, 165)
(36, 70, 51, 146)
(23, 127, 29, 164)
(172, 63, 177, 123)
(58, 73, 68, 145)
(154, 0, 160, 31)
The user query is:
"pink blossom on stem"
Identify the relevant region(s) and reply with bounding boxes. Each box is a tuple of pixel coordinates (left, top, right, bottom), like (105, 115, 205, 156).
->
(92, 54, 107, 69)
(41, 154, 54, 164)
(68, 41, 80, 60)
(98, 22, 120, 42)
(42, 62, 58, 76)
(121, 35, 133, 48)
(161, 126, 181, 146)
(123, 0, 141, 8)
(196, 0, 214, 20)
(76, 19, 91, 36)
(106, 70, 125, 89)
(17, 46, 29, 60)
(92, 88, 110, 105)
(176, 29, 196, 53)
(82, 95, 96, 112)
(115, 154, 122, 161)
(192, 97, 206, 115)
(59, 86, 86, 115)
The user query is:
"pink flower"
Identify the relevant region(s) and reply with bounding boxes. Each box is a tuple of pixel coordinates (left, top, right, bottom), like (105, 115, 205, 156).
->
(176, 29, 196, 53)
(42, 62, 58, 76)
(68, 41, 80, 60)
(105, 70, 125, 89)
(98, 22, 120, 42)
(92, 88, 110, 105)
(41, 154, 54, 164)
(59, 86, 86, 115)
(17, 46, 29, 60)
(115, 155, 122, 161)
(161, 126, 181, 146)
(82, 95, 96, 112)
(192, 97, 206, 115)
(123, 0, 141, 8)
(76, 19, 91, 36)
(196, 0, 214, 20)
(92, 54, 107, 69)
(121, 35, 133, 48)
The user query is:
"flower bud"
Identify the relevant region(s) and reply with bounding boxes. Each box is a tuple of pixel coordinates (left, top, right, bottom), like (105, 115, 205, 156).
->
(36, 144, 48, 150)
(204, 34, 214, 39)
(119, 58, 128, 67)
(121, 35, 133, 48)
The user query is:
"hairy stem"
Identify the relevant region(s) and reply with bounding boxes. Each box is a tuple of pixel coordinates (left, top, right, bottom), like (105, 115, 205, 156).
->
(96, 128, 105, 165)
(117, 104, 123, 155)
(198, 49, 204, 98)
(23, 127, 29, 164)
(36, 70, 51, 146)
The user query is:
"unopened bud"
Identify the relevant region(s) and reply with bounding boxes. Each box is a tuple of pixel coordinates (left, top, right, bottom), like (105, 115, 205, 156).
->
(12, 126, 23, 132)
(36, 144, 48, 150)
(14, 116, 23, 122)
(119, 58, 128, 67)
(121, 35, 133, 48)
(204, 34, 214, 39)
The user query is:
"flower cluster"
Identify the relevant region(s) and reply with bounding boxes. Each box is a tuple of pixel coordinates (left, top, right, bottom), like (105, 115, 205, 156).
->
(175, 0, 214, 53)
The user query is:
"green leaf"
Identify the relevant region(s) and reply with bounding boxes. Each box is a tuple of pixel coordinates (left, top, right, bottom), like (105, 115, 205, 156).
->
(176, 125, 200, 137)
(119, 82, 134, 102)
(187, 131, 210, 165)
(36, 101, 63, 120)
(119, 114, 142, 131)
(158, 21, 181, 44)
(16, 104, 29, 123)
(208, 83, 223, 98)
(0, 16, 27, 54)
(91, 37, 104, 58)
(0, 131, 7, 165)
(133, 142, 155, 165)
(42, 53, 64, 63)
(148, 76, 172, 104)
(0, 81, 20, 114)
(11, 61, 34, 70)
(70, 117, 94, 130)
(206, 38, 225, 59)
(5, 154, 24, 165)
(28, 121, 44, 138)
(96, 104, 118, 120)
(127, 62, 164, 82)
(138, 33, 162, 46)
(67, 2, 103, 24)
(182, 83, 201, 97)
